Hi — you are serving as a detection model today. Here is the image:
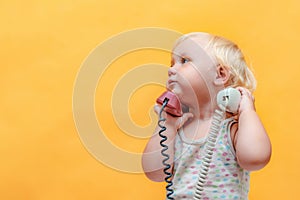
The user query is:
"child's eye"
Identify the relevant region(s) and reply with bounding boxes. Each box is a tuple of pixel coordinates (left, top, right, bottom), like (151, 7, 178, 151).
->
(181, 57, 190, 64)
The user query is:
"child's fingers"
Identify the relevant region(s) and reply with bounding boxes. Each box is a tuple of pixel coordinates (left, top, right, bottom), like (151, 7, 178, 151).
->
(154, 104, 161, 115)
(236, 87, 254, 101)
(236, 87, 256, 112)
(176, 113, 194, 129)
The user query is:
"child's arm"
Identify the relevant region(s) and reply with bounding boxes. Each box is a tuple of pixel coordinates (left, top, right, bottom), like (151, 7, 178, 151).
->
(142, 105, 193, 182)
(232, 87, 272, 171)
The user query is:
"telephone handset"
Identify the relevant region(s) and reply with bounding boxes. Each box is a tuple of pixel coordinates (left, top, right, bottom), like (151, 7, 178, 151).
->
(156, 88, 241, 200)
(216, 87, 241, 114)
(156, 91, 183, 117)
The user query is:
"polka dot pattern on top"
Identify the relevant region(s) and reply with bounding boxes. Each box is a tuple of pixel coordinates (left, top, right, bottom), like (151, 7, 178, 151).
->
(170, 118, 250, 200)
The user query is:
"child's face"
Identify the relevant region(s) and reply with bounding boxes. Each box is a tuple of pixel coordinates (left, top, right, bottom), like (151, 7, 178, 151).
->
(167, 36, 217, 106)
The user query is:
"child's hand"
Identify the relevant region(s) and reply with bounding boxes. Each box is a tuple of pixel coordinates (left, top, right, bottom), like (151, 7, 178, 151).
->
(154, 104, 193, 131)
(236, 87, 256, 114)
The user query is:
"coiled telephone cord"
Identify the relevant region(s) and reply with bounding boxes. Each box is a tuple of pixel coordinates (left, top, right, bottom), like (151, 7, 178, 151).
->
(158, 99, 174, 200)
(193, 107, 225, 200)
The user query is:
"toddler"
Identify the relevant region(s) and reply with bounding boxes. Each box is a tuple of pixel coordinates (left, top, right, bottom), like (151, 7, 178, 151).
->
(142, 32, 272, 199)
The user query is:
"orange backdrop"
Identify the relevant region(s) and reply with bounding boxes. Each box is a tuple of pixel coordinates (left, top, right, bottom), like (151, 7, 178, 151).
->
(1, 0, 300, 199)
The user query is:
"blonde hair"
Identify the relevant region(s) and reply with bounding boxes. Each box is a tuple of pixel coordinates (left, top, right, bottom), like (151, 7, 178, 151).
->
(176, 33, 257, 92)
(207, 35, 257, 92)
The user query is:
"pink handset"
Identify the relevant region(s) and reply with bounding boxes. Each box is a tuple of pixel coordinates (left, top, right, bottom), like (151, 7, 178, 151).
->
(156, 91, 183, 117)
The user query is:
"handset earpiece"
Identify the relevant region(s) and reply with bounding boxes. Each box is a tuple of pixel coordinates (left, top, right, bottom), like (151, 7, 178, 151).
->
(216, 87, 241, 114)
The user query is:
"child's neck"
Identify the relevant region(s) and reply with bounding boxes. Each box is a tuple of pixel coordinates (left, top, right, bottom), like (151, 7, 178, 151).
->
(188, 102, 217, 120)
(183, 116, 213, 140)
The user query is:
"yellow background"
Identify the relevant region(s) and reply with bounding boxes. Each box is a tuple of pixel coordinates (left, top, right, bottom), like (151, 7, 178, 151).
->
(1, 0, 300, 199)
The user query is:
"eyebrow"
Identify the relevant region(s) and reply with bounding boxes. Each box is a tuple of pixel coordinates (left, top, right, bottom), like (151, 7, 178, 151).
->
(171, 51, 184, 58)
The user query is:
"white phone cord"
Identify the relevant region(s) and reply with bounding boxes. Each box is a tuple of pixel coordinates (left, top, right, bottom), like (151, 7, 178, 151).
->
(193, 105, 226, 200)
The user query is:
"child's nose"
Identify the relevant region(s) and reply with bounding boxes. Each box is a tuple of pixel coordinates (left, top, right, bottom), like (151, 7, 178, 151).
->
(168, 66, 177, 76)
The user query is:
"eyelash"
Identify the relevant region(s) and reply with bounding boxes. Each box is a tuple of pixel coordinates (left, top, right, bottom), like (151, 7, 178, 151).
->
(181, 57, 190, 64)
(170, 57, 190, 67)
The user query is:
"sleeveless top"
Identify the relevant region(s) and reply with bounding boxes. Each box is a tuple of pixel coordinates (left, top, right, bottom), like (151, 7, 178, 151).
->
(169, 118, 250, 200)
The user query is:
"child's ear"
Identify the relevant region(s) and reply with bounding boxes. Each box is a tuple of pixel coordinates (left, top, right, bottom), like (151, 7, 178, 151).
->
(214, 64, 231, 86)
